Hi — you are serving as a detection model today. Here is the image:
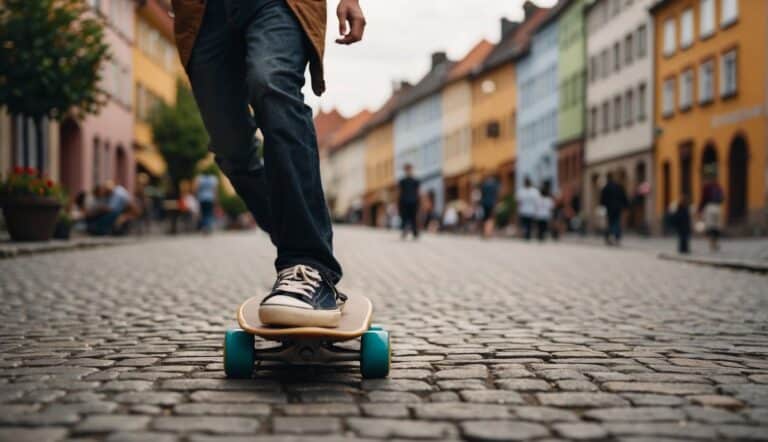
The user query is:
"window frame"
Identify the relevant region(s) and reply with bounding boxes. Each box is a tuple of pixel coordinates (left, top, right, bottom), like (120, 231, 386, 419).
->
(699, 0, 715, 39)
(663, 18, 677, 56)
(720, 47, 738, 99)
(698, 58, 715, 105)
(680, 8, 694, 49)
(662, 76, 676, 118)
(679, 67, 694, 111)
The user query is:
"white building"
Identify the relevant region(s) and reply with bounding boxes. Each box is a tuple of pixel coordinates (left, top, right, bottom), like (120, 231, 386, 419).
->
(324, 110, 372, 222)
(584, 0, 655, 233)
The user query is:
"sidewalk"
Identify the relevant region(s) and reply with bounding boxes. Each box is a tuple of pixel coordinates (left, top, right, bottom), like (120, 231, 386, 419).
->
(0, 235, 139, 259)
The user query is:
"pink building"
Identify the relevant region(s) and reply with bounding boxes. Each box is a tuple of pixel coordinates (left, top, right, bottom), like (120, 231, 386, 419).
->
(59, 0, 135, 195)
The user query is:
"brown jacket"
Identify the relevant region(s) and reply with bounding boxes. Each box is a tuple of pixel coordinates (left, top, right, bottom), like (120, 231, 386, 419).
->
(171, 0, 327, 96)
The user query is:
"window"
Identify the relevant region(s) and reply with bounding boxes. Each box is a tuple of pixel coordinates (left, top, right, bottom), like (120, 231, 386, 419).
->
(720, 49, 738, 97)
(637, 25, 647, 58)
(680, 8, 694, 48)
(721, 0, 738, 27)
(613, 95, 622, 130)
(700, 0, 715, 38)
(699, 59, 714, 103)
(93, 137, 101, 186)
(625, 33, 634, 65)
(589, 56, 598, 82)
(680, 68, 694, 110)
(590, 107, 598, 138)
(662, 77, 675, 117)
(602, 101, 610, 133)
(663, 18, 676, 55)
(486, 121, 500, 139)
(625, 90, 634, 126)
(600, 49, 609, 77)
(638, 83, 647, 121)
(613, 42, 621, 71)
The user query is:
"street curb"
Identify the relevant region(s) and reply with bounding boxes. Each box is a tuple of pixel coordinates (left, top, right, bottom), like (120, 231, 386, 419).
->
(0, 237, 139, 259)
(658, 252, 768, 274)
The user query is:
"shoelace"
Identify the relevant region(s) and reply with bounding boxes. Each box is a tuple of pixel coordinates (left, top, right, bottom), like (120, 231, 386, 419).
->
(275, 265, 323, 297)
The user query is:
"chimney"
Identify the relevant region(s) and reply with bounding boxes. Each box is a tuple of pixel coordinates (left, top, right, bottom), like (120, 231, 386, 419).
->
(391, 80, 412, 93)
(500, 18, 520, 39)
(523, 0, 540, 19)
(431, 51, 448, 69)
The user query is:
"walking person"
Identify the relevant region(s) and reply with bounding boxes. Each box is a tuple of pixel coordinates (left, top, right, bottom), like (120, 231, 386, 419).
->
(536, 182, 554, 241)
(196, 166, 219, 233)
(172, 0, 366, 327)
(516, 176, 540, 240)
(398, 163, 420, 240)
(480, 175, 500, 238)
(699, 165, 724, 252)
(600, 173, 628, 246)
(673, 194, 692, 254)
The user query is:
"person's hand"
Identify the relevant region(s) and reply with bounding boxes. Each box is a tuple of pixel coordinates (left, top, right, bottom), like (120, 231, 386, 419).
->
(335, 0, 366, 45)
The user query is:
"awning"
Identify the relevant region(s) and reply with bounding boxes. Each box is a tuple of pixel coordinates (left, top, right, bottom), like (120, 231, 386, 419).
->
(135, 149, 166, 177)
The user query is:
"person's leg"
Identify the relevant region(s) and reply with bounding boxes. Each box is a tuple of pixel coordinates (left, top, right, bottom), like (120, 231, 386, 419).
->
(185, 0, 273, 235)
(242, 1, 341, 281)
(614, 215, 622, 243)
(411, 204, 420, 238)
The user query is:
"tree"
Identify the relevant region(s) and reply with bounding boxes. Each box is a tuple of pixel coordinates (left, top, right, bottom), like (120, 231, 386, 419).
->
(0, 0, 110, 173)
(149, 80, 209, 197)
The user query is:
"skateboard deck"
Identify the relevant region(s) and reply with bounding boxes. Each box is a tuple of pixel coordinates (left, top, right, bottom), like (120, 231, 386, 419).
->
(237, 293, 373, 341)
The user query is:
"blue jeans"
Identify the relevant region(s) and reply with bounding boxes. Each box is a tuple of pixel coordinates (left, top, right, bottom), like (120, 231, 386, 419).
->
(606, 214, 622, 243)
(186, 0, 341, 282)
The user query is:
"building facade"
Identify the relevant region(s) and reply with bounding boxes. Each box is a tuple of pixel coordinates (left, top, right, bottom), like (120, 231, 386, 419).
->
(394, 53, 453, 216)
(443, 41, 494, 205)
(516, 15, 560, 193)
(652, 0, 767, 232)
(556, 0, 587, 205)
(584, 0, 655, 233)
(133, 0, 181, 180)
(0, 113, 60, 183)
(324, 110, 371, 222)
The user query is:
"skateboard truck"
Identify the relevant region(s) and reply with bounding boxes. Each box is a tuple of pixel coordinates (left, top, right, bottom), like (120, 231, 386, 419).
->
(253, 341, 360, 364)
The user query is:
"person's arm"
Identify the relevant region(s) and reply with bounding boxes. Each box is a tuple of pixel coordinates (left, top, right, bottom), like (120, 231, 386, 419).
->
(335, 0, 366, 45)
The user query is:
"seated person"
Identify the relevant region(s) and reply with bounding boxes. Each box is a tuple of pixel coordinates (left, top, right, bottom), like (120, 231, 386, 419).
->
(86, 181, 134, 236)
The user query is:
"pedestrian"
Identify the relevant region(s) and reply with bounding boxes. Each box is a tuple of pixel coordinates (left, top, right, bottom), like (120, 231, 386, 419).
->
(172, 0, 365, 327)
(673, 194, 692, 254)
(699, 165, 724, 252)
(398, 163, 420, 240)
(536, 182, 554, 241)
(86, 181, 134, 236)
(600, 173, 628, 246)
(480, 174, 500, 238)
(516, 176, 540, 240)
(196, 166, 219, 234)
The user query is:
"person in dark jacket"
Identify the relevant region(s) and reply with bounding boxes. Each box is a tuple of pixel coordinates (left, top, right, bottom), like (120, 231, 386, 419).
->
(600, 173, 628, 245)
(480, 175, 500, 238)
(673, 194, 692, 254)
(398, 163, 420, 240)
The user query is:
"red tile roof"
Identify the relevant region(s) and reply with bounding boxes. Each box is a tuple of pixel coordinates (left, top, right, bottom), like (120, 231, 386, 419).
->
(327, 110, 373, 154)
(447, 40, 494, 82)
(314, 108, 347, 152)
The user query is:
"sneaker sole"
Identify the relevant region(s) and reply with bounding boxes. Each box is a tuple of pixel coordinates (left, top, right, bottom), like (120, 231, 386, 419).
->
(258, 305, 341, 328)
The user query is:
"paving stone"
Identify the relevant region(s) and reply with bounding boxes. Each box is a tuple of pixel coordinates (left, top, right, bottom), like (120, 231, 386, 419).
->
(152, 416, 260, 434)
(555, 380, 598, 391)
(272, 417, 341, 434)
(0, 427, 68, 442)
(622, 394, 687, 406)
(537, 392, 630, 408)
(114, 392, 183, 405)
(689, 394, 744, 408)
(605, 422, 718, 439)
(429, 391, 460, 402)
(361, 379, 433, 392)
(189, 391, 287, 404)
(460, 390, 525, 404)
(366, 391, 422, 403)
(717, 424, 768, 440)
(175, 403, 271, 416)
(496, 378, 552, 391)
(361, 403, 409, 417)
(346, 418, 457, 439)
(75, 415, 152, 433)
(512, 407, 579, 422)
(585, 407, 686, 422)
(413, 402, 510, 420)
(604, 382, 715, 395)
(105, 432, 180, 442)
(434, 366, 487, 379)
(553, 422, 608, 440)
(460, 420, 550, 441)
(684, 406, 745, 423)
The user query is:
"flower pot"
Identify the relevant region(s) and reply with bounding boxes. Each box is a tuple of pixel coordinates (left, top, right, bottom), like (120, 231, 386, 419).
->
(53, 219, 72, 240)
(1, 196, 62, 242)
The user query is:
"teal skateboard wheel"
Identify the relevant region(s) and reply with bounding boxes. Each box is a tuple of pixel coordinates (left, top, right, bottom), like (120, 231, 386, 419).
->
(223, 329, 255, 379)
(360, 328, 390, 378)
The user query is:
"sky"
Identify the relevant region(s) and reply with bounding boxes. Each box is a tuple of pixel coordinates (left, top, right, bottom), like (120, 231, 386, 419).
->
(305, 0, 558, 118)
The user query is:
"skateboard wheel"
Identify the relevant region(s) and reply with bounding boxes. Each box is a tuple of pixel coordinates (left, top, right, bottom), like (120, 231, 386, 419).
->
(369, 324, 383, 331)
(360, 329, 390, 379)
(223, 329, 255, 379)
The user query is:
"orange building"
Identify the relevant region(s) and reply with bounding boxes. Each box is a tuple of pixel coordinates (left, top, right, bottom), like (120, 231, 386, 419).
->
(651, 0, 767, 231)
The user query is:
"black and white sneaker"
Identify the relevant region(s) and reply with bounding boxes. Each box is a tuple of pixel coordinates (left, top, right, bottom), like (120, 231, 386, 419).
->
(259, 264, 346, 328)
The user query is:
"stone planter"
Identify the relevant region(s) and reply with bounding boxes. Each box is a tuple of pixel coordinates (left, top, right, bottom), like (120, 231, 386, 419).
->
(1, 196, 62, 242)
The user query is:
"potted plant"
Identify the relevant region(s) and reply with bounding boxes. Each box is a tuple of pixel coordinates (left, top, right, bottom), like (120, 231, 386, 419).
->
(53, 211, 74, 240)
(1, 167, 65, 241)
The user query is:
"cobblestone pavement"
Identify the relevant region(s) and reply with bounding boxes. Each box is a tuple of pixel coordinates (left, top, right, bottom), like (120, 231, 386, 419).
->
(1, 227, 767, 441)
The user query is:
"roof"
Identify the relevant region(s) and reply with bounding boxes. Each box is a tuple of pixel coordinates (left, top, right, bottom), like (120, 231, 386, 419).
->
(314, 108, 347, 151)
(396, 59, 455, 111)
(364, 85, 412, 132)
(327, 110, 373, 153)
(477, 2, 553, 73)
(533, 0, 576, 35)
(446, 40, 494, 83)
(648, 0, 674, 13)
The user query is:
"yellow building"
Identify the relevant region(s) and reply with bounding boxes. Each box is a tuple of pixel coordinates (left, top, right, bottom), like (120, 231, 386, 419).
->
(469, 38, 518, 198)
(443, 40, 494, 204)
(363, 89, 405, 226)
(133, 0, 182, 178)
(651, 0, 767, 231)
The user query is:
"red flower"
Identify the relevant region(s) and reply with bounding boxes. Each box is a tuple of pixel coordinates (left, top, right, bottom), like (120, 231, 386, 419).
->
(13, 166, 23, 174)
(25, 166, 36, 175)
(46, 179, 53, 188)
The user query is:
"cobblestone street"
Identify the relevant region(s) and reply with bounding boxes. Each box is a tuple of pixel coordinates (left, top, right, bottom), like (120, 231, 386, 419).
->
(1, 227, 767, 441)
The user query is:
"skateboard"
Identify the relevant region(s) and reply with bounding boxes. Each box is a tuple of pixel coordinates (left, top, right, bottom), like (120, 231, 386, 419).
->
(223, 293, 390, 379)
